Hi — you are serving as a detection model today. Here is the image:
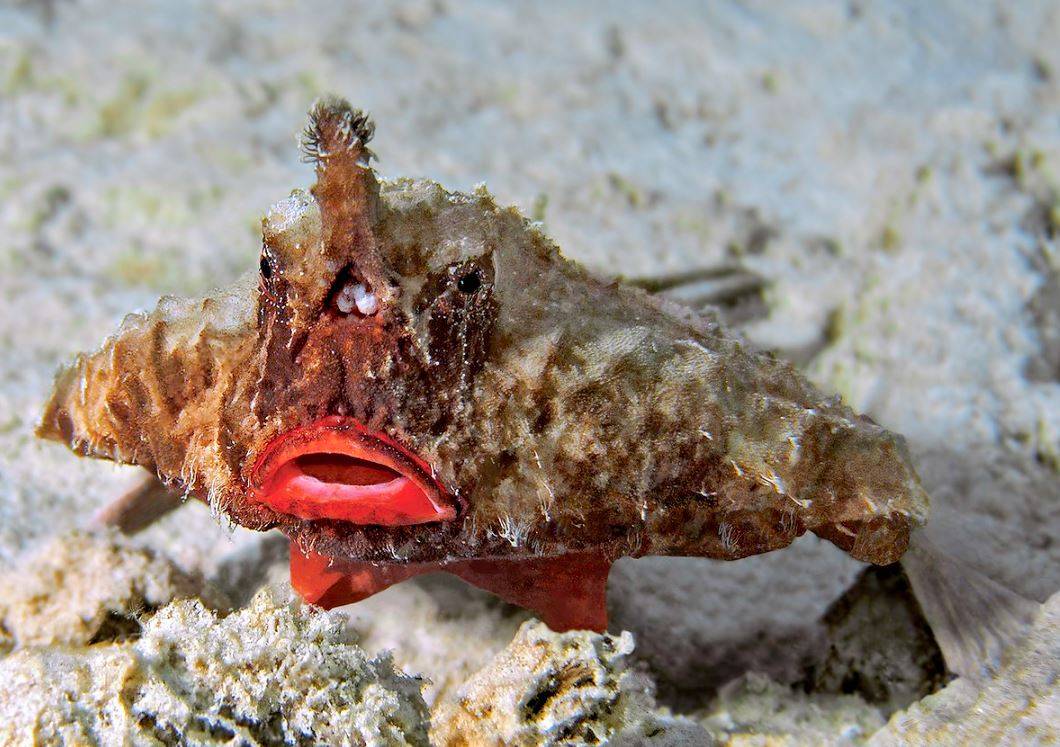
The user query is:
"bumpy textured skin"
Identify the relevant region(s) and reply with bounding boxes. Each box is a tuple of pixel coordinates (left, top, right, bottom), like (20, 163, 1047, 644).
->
(38, 97, 928, 567)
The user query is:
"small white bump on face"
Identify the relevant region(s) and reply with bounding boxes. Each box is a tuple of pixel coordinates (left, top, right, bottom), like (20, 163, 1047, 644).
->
(353, 284, 378, 315)
(336, 281, 378, 316)
(335, 283, 357, 314)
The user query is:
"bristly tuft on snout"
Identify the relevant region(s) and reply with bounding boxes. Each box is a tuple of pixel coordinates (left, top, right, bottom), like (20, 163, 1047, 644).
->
(300, 96, 376, 166)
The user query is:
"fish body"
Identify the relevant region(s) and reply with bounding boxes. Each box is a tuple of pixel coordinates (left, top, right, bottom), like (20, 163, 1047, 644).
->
(39, 99, 928, 629)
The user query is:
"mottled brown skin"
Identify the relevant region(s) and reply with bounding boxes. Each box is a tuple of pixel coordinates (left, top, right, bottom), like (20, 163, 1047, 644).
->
(39, 98, 928, 570)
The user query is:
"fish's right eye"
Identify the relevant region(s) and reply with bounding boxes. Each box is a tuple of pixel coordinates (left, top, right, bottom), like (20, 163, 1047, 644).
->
(259, 254, 274, 280)
(456, 269, 482, 294)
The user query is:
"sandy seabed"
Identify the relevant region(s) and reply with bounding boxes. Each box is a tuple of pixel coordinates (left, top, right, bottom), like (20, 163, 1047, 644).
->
(1, 1, 1058, 744)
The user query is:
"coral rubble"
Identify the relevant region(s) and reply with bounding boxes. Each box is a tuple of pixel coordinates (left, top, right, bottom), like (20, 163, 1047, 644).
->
(430, 619, 707, 745)
(698, 672, 885, 746)
(0, 588, 430, 746)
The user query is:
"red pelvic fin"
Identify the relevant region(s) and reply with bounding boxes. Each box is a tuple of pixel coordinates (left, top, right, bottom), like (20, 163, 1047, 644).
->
(289, 542, 612, 632)
(289, 544, 421, 609)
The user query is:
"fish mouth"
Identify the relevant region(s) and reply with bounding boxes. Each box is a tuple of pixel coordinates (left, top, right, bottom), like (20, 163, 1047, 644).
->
(250, 416, 455, 526)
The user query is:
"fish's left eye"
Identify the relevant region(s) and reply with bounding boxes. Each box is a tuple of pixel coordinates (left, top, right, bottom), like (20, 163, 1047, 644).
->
(259, 254, 274, 280)
(456, 270, 482, 294)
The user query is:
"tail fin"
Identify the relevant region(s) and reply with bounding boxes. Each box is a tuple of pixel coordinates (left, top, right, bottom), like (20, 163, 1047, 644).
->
(901, 531, 1039, 680)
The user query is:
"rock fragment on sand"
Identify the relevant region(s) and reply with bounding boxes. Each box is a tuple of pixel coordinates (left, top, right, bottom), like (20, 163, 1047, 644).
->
(810, 565, 947, 712)
(697, 672, 885, 746)
(869, 591, 1060, 745)
(430, 619, 707, 746)
(0, 588, 431, 746)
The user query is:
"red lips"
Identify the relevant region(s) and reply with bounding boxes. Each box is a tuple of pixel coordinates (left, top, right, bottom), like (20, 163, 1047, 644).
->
(250, 416, 455, 526)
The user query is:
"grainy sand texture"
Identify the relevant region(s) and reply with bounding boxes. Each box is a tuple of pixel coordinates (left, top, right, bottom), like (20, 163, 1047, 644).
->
(1, 1, 1058, 743)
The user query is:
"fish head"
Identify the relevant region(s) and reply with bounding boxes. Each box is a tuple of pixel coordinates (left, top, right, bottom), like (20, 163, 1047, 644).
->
(236, 100, 512, 546)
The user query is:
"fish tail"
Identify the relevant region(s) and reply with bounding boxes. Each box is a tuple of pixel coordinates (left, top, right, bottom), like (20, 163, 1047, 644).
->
(901, 530, 1039, 680)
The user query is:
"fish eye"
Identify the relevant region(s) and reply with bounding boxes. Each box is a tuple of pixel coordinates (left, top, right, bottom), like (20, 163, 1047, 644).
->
(456, 270, 482, 294)
(259, 254, 273, 280)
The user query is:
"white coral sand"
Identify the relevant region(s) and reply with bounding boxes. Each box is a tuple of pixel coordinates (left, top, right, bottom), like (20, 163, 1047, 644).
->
(1, 0, 1058, 742)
